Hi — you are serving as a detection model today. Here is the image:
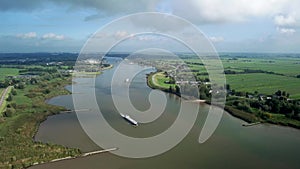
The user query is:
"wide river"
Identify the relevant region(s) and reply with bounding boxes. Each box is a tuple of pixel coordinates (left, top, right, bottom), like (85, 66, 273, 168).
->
(31, 58, 300, 169)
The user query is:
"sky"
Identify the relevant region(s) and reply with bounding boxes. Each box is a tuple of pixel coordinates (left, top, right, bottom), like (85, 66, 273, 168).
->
(0, 0, 300, 53)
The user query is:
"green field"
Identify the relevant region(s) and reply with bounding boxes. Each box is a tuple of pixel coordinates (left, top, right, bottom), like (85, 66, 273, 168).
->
(184, 57, 300, 76)
(137, 57, 300, 99)
(222, 57, 300, 76)
(0, 68, 19, 81)
(226, 73, 300, 99)
(151, 72, 176, 89)
(181, 57, 300, 99)
(0, 66, 81, 168)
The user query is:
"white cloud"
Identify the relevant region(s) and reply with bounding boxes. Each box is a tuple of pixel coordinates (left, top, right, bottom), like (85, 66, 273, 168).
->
(274, 14, 296, 26)
(277, 27, 296, 35)
(16, 32, 37, 39)
(114, 31, 129, 39)
(2, 0, 299, 25)
(209, 36, 224, 43)
(42, 33, 65, 40)
(171, 0, 294, 23)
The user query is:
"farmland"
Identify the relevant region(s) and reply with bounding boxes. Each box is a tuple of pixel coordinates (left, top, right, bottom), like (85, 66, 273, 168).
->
(139, 54, 300, 128)
(221, 57, 300, 98)
(0, 68, 19, 81)
(182, 57, 300, 98)
(226, 73, 300, 99)
(222, 57, 300, 76)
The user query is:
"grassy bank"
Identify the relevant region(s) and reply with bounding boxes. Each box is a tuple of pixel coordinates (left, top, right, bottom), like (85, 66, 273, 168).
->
(0, 76, 81, 169)
(147, 70, 300, 128)
(147, 72, 180, 97)
(224, 106, 260, 123)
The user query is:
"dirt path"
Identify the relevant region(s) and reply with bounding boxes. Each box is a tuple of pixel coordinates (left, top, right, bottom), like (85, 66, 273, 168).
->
(0, 86, 12, 111)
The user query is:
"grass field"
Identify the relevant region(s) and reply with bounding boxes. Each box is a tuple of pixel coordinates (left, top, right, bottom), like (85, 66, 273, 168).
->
(0, 68, 19, 81)
(181, 57, 300, 99)
(222, 57, 300, 76)
(138, 57, 300, 99)
(152, 72, 176, 90)
(226, 73, 300, 99)
(184, 57, 300, 76)
(0, 77, 80, 168)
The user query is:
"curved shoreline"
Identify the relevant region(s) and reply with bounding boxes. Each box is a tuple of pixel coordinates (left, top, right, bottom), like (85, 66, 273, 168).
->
(29, 64, 116, 168)
(145, 71, 260, 123)
(146, 71, 300, 129)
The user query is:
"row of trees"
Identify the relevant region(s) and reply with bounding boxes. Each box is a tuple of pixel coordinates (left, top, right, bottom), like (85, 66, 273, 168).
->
(228, 89, 300, 121)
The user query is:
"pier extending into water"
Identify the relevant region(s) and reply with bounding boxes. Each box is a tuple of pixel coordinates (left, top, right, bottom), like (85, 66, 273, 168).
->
(32, 148, 118, 166)
(242, 122, 261, 127)
(61, 109, 91, 113)
(82, 147, 118, 157)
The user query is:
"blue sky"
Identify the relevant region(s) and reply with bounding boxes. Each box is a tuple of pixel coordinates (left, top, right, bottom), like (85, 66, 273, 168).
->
(0, 0, 299, 53)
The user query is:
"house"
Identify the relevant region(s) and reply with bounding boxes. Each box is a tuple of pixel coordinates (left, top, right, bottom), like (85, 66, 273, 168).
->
(247, 95, 254, 99)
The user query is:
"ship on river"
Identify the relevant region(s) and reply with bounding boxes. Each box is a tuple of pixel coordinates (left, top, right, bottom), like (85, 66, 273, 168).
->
(120, 113, 138, 126)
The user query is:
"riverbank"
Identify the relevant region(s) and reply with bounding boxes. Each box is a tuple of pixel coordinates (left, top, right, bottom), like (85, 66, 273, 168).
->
(147, 72, 181, 98)
(0, 76, 81, 169)
(26, 61, 300, 169)
(147, 71, 300, 129)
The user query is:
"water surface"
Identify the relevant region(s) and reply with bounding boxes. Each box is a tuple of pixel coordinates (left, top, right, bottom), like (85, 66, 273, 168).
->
(33, 59, 300, 169)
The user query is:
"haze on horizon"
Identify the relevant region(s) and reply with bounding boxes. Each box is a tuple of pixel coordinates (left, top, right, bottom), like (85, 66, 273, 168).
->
(1, 0, 300, 53)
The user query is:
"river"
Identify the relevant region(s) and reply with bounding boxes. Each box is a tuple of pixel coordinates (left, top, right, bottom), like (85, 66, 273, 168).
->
(31, 58, 300, 169)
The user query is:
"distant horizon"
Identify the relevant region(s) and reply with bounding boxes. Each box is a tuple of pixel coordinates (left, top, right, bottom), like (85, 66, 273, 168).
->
(1, 51, 300, 55)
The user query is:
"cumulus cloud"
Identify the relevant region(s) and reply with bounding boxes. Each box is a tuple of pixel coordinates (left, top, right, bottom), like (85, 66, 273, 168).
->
(16, 32, 37, 39)
(277, 27, 296, 35)
(170, 0, 295, 23)
(274, 14, 296, 26)
(42, 33, 65, 40)
(0, 0, 297, 24)
(114, 31, 129, 39)
(274, 14, 298, 35)
(209, 36, 224, 43)
(0, 0, 159, 14)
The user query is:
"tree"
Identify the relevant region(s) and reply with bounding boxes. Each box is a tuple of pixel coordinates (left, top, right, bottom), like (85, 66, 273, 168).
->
(17, 83, 25, 89)
(6, 94, 12, 102)
(11, 89, 17, 96)
(282, 91, 286, 97)
(4, 108, 15, 117)
(175, 85, 180, 94)
(226, 84, 231, 91)
(275, 90, 282, 96)
(43, 89, 51, 94)
(169, 86, 173, 93)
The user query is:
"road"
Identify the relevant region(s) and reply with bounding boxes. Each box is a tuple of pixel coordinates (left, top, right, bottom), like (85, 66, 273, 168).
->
(151, 72, 163, 87)
(0, 86, 12, 112)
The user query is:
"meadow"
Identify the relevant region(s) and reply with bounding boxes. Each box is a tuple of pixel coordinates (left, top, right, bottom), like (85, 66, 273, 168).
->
(226, 73, 300, 99)
(181, 56, 300, 99)
(222, 57, 300, 76)
(0, 67, 80, 168)
(0, 68, 19, 81)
